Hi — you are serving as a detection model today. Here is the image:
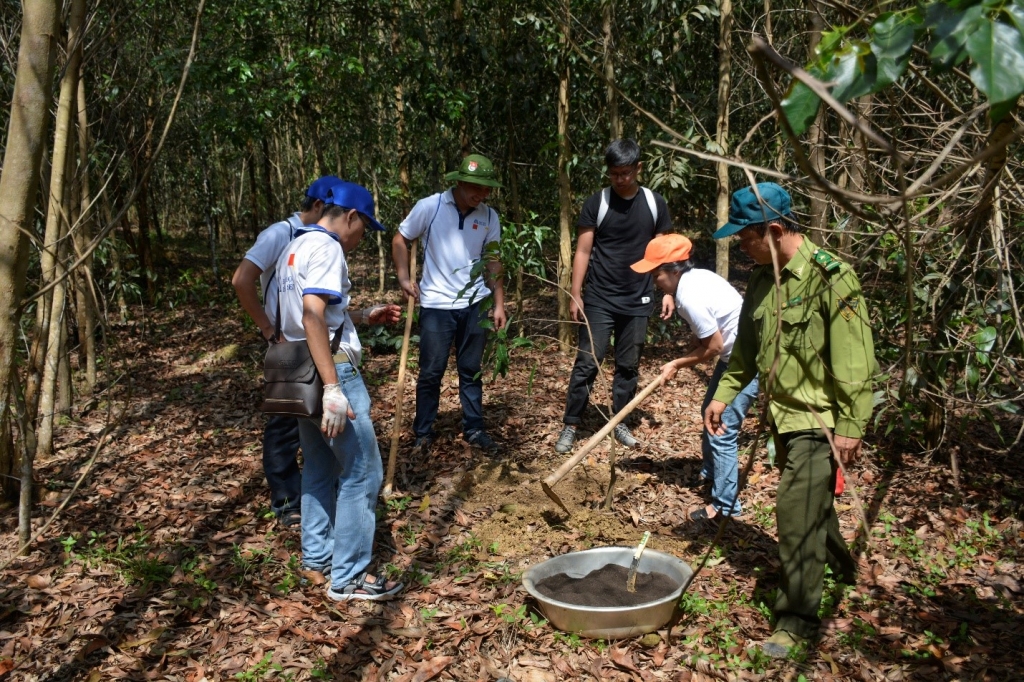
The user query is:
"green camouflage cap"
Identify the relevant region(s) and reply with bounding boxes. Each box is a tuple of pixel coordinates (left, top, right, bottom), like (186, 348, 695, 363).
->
(444, 154, 502, 188)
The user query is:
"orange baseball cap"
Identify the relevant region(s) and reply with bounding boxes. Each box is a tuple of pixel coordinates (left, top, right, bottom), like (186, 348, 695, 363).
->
(630, 234, 693, 273)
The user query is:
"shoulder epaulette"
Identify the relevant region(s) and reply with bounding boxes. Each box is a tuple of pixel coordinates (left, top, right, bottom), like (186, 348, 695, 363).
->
(812, 248, 843, 274)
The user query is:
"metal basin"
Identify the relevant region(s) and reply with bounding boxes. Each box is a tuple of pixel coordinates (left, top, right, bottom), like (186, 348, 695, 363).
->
(522, 546, 692, 639)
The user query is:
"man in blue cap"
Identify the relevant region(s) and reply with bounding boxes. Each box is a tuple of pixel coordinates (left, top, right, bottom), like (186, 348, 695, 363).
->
(705, 182, 875, 657)
(275, 181, 404, 600)
(232, 175, 339, 527)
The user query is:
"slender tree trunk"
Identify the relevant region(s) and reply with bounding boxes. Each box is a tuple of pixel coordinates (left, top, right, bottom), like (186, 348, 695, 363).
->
(805, 2, 828, 243)
(28, 0, 86, 453)
(57, 317, 72, 415)
(556, 1, 574, 352)
(602, 0, 621, 141)
(714, 0, 733, 279)
(372, 169, 386, 296)
(0, 0, 59, 512)
(204, 167, 219, 282)
(392, 16, 410, 216)
(74, 71, 97, 391)
(103, 191, 129, 323)
(260, 135, 277, 220)
(840, 96, 871, 255)
(247, 146, 260, 236)
(37, 97, 79, 459)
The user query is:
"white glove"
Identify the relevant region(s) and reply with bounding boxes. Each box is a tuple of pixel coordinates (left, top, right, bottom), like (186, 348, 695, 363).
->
(321, 384, 353, 437)
(360, 305, 387, 324)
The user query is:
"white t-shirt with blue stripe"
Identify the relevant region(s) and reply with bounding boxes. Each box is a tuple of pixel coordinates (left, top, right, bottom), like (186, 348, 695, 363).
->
(274, 227, 362, 365)
(243, 212, 306, 320)
(398, 190, 500, 310)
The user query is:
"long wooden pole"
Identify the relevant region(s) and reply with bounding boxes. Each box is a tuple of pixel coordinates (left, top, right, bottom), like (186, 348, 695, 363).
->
(383, 242, 416, 498)
(542, 374, 664, 513)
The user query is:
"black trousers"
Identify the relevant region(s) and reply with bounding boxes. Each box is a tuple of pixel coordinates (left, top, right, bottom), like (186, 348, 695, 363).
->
(563, 306, 648, 425)
(263, 414, 301, 514)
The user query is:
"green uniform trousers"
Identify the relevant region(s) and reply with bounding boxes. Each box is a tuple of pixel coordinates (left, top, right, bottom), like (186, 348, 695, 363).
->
(772, 428, 857, 639)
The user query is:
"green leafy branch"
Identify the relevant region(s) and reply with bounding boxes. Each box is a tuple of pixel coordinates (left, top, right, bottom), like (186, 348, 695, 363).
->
(782, 0, 1024, 134)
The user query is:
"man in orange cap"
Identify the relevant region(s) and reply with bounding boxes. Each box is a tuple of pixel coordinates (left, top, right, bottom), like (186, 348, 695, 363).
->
(632, 234, 759, 522)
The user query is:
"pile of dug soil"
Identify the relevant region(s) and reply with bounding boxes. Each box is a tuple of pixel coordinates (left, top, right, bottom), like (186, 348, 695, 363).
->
(534, 563, 678, 607)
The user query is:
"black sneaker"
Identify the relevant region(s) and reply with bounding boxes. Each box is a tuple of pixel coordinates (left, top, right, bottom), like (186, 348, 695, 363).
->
(277, 508, 301, 528)
(613, 423, 638, 448)
(465, 430, 499, 453)
(554, 425, 577, 453)
(413, 435, 435, 455)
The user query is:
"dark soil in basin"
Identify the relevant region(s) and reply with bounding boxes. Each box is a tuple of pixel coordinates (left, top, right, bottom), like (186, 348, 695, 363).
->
(534, 563, 679, 607)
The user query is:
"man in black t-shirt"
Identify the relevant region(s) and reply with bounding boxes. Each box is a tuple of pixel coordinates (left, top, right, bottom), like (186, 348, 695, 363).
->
(555, 139, 674, 453)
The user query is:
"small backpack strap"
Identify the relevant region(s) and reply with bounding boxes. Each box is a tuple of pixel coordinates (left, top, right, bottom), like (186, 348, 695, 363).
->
(596, 187, 611, 231)
(642, 187, 658, 225)
(419, 192, 444, 272)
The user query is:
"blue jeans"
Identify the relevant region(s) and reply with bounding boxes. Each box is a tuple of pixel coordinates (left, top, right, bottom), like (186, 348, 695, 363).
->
(700, 361, 759, 516)
(298, 363, 383, 586)
(413, 304, 487, 437)
(263, 415, 301, 515)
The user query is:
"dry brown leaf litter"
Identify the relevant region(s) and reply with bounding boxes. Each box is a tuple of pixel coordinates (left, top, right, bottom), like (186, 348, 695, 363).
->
(0, 288, 1021, 681)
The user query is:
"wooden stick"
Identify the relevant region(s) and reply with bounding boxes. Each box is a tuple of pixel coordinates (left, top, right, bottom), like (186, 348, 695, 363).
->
(603, 434, 617, 510)
(542, 374, 664, 510)
(383, 241, 416, 498)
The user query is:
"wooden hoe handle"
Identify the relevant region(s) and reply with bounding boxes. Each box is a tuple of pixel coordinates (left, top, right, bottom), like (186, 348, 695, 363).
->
(542, 374, 665, 494)
(383, 242, 417, 498)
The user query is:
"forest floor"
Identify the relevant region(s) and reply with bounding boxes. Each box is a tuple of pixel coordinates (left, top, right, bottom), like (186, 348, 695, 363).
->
(1, 262, 1023, 681)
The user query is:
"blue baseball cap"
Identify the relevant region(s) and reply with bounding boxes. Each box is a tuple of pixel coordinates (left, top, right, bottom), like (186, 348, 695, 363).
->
(325, 182, 386, 232)
(305, 175, 342, 202)
(712, 182, 793, 239)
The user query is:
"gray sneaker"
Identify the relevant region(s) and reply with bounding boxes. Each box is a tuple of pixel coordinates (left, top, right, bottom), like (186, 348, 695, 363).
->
(613, 423, 638, 448)
(465, 430, 499, 453)
(554, 425, 577, 453)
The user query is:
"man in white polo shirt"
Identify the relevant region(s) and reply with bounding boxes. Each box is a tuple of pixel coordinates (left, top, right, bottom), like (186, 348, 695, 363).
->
(232, 175, 339, 526)
(392, 154, 507, 454)
(275, 181, 404, 601)
(631, 234, 759, 521)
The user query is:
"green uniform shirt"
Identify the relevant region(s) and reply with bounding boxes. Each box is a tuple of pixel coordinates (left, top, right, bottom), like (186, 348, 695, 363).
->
(713, 238, 876, 438)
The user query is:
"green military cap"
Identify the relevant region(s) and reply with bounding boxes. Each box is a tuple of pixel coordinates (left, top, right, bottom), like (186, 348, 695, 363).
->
(445, 154, 502, 188)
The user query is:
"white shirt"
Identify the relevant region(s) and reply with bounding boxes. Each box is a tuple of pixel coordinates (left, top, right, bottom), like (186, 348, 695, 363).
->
(274, 227, 363, 365)
(399, 190, 500, 309)
(674, 268, 743, 363)
(243, 213, 306, 320)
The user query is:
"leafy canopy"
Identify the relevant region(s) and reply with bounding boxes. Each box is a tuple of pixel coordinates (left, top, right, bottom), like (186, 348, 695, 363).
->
(782, 0, 1024, 134)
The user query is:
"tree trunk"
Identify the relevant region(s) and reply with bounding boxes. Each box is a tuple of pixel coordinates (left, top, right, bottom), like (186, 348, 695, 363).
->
(103, 190, 129, 323)
(392, 14, 411, 217)
(28, 0, 86, 463)
(556, 1, 574, 352)
(204, 167, 219, 282)
(58, 316, 72, 415)
(602, 0, 621, 141)
(74, 71, 97, 391)
(805, 2, 828, 244)
(0, 0, 59, 537)
(247, 146, 260, 236)
(714, 0, 733, 279)
(37, 120, 77, 460)
(260, 135, 277, 220)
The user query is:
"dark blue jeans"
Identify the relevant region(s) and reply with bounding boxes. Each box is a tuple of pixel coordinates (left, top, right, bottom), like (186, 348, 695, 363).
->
(413, 304, 487, 438)
(263, 414, 301, 515)
(563, 306, 649, 424)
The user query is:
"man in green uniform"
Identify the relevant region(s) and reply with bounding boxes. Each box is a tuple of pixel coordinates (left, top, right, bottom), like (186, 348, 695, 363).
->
(705, 182, 875, 658)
